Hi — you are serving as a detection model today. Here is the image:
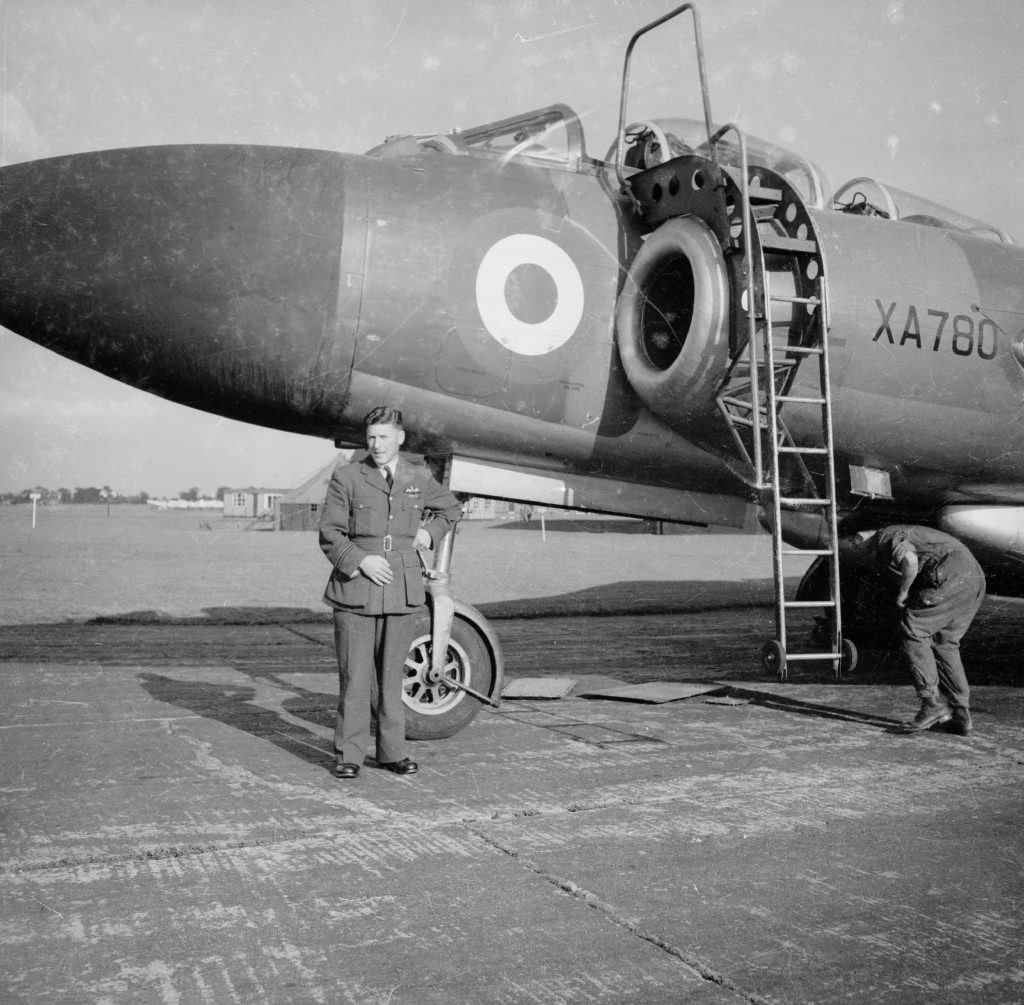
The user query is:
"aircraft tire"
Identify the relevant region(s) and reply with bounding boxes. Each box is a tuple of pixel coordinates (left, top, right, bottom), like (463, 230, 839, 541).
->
(401, 609, 500, 741)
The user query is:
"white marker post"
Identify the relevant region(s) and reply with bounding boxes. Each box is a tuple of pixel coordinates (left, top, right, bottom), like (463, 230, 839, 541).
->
(29, 492, 41, 528)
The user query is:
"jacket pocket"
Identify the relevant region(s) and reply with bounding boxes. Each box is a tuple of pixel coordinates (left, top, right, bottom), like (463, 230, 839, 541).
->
(350, 502, 376, 536)
(393, 496, 422, 537)
(339, 571, 370, 608)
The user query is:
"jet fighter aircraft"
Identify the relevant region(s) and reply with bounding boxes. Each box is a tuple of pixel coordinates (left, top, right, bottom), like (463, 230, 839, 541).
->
(2, 4, 1022, 737)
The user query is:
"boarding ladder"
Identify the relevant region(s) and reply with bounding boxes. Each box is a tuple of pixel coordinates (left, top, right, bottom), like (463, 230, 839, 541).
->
(616, 3, 852, 680)
(712, 152, 849, 679)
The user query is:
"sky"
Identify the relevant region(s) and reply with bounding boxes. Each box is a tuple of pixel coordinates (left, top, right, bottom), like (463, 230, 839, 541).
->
(1, 0, 1021, 497)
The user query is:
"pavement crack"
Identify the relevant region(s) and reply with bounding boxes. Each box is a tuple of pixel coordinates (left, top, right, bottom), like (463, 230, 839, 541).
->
(3, 836, 286, 874)
(467, 827, 778, 1005)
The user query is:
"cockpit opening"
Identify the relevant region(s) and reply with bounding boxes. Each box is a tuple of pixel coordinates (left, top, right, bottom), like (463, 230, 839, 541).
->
(832, 176, 1014, 243)
(364, 103, 588, 170)
(365, 102, 1013, 244)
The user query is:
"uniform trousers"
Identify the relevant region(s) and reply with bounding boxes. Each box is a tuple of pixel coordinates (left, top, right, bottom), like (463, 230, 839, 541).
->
(899, 574, 985, 710)
(333, 608, 416, 765)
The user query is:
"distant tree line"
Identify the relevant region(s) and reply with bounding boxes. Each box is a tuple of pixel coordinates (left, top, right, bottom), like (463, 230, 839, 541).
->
(0, 486, 234, 505)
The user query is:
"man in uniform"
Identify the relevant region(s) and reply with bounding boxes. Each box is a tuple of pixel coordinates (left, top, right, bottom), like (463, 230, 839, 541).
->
(852, 525, 985, 736)
(319, 406, 462, 779)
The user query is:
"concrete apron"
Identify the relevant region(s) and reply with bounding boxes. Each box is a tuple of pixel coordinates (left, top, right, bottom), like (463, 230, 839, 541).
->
(2, 661, 1022, 1004)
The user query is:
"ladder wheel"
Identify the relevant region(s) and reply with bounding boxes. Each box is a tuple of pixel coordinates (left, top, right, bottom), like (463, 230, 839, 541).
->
(759, 639, 786, 677)
(840, 638, 858, 675)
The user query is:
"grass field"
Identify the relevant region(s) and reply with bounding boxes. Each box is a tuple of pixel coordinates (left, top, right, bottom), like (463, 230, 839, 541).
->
(0, 504, 783, 626)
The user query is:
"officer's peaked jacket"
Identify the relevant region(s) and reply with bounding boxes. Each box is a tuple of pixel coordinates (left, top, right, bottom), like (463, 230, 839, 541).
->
(319, 454, 462, 615)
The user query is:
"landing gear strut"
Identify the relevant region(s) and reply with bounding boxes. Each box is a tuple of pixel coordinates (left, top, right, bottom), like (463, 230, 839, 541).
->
(401, 528, 504, 740)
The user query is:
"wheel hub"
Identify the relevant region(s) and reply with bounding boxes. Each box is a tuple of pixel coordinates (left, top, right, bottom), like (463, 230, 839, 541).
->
(403, 634, 473, 715)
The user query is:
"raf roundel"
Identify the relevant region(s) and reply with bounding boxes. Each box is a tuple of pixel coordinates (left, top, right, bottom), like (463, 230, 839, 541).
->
(474, 233, 585, 356)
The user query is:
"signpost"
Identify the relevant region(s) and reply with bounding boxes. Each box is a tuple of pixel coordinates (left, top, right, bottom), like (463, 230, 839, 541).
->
(29, 492, 41, 528)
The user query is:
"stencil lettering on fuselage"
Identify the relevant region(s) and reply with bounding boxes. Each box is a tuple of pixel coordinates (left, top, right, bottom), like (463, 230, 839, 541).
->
(475, 233, 584, 355)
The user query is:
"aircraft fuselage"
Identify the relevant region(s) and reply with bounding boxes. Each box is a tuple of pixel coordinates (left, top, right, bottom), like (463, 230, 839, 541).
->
(3, 104, 1024, 565)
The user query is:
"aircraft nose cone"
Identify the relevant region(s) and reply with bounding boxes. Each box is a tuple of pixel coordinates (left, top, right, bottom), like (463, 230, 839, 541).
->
(0, 145, 358, 431)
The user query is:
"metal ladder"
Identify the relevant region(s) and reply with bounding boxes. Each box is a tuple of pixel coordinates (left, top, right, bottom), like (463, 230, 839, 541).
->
(616, 3, 850, 680)
(763, 259, 846, 682)
(712, 156, 848, 679)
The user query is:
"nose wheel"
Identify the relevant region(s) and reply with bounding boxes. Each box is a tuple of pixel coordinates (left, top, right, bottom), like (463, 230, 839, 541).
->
(401, 610, 500, 740)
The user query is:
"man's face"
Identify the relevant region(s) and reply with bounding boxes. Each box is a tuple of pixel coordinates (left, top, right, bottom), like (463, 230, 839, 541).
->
(366, 422, 404, 469)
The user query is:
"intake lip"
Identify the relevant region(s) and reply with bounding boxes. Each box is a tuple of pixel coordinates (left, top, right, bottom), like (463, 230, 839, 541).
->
(614, 214, 730, 432)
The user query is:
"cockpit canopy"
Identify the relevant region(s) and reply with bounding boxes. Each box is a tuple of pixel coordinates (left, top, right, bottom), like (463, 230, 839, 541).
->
(365, 103, 588, 170)
(365, 103, 1012, 243)
(830, 177, 1014, 243)
(614, 117, 830, 210)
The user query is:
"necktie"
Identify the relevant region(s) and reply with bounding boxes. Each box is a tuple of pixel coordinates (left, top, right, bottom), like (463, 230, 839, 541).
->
(383, 467, 393, 488)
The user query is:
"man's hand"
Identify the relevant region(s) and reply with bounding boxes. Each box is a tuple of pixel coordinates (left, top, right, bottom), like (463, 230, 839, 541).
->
(414, 528, 431, 549)
(895, 591, 909, 608)
(359, 554, 394, 586)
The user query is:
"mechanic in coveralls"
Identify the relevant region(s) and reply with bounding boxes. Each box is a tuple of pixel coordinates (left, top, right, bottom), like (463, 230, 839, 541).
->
(852, 525, 985, 736)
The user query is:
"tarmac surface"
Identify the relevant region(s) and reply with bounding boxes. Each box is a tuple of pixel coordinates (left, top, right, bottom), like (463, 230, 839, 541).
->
(1, 509, 1022, 1003)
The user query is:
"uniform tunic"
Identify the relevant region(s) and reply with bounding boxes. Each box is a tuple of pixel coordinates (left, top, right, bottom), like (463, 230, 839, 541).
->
(319, 455, 461, 764)
(873, 525, 986, 709)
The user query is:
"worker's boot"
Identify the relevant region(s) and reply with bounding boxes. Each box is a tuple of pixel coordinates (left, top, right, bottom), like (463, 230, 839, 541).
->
(899, 696, 952, 732)
(947, 707, 973, 736)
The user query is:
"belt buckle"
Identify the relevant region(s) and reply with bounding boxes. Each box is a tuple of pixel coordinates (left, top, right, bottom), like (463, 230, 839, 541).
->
(383, 534, 393, 552)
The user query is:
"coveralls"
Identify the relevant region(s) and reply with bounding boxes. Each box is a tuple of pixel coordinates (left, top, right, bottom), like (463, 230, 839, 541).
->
(874, 525, 986, 710)
(319, 455, 461, 766)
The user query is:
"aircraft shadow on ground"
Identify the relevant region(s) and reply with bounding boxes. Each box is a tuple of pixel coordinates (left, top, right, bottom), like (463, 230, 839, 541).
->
(476, 578, 780, 618)
(75, 579, 783, 623)
(1, 587, 1018, 686)
(89, 606, 326, 625)
(487, 518, 714, 535)
(2, 585, 1016, 772)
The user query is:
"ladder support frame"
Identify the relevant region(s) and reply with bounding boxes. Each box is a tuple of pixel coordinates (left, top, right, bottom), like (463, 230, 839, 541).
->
(616, 9, 848, 682)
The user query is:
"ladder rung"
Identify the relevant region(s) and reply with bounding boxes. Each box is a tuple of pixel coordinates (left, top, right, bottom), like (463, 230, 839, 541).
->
(777, 395, 826, 405)
(731, 357, 796, 369)
(778, 445, 829, 454)
(784, 600, 837, 608)
(782, 548, 834, 556)
(784, 651, 844, 661)
(778, 497, 831, 506)
(770, 295, 821, 305)
(779, 345, 823, 355)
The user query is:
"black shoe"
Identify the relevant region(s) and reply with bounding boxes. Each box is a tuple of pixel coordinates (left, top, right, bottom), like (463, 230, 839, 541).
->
(947, 707, 973, 736)
(380, 758, 418, 775)
(334, 762, 360, 779)
(899, 698, 952, 732)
